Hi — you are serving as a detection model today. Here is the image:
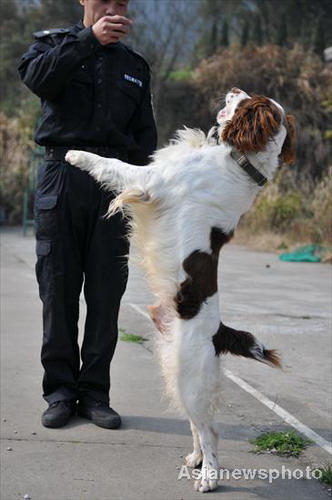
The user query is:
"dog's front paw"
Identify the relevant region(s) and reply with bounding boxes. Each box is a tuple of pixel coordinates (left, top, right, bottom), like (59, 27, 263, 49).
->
(194, 465, 218, 493)
(65, 150, 82, 166)
(65, 150, 95, 172)
(185, 451, 203, 468)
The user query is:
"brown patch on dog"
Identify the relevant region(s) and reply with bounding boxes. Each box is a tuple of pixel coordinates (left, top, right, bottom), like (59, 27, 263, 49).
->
(212, 322, 281, 368)
(221, 96, 282, 153)
(175, 251, 216, 319)
(280, 113, 296, 165)
(210, 227, 233, 255)
(175, 228, 233, 319)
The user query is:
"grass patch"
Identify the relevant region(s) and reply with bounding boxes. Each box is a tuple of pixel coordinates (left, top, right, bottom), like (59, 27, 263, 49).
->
(169, 69, 193, 81)
(251, 430, 310, 457)
(317, 464, 332, 485)
(119, 332, 147, 344)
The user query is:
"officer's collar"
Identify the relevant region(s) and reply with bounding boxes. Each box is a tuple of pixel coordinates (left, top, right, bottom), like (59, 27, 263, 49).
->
(75, 19, 85, 32)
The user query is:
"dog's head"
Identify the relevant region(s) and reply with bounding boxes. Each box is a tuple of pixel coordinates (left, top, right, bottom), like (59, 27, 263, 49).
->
(217, 88, 296, 165)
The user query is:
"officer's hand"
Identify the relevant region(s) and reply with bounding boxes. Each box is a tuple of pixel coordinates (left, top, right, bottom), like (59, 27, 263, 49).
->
(92, 15, 133, 45)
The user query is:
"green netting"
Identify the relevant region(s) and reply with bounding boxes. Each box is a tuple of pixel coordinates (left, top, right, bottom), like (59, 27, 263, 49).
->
(279, 244, 327, 262)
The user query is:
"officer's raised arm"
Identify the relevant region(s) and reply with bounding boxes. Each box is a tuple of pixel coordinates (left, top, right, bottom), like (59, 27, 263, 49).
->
(18, 27, 101, 100)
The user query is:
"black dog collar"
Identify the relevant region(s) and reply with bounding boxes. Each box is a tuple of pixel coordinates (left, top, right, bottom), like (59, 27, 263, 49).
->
(231, 150, 268, 187)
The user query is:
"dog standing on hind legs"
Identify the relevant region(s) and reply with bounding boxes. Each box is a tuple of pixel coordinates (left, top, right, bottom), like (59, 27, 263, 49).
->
(66, 88, 295, 492)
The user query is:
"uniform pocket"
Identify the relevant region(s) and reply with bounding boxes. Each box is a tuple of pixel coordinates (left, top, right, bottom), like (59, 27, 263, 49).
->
(36, 195, 57, 210)
(117, 81, 142, 105)
(35, 239, 54, 296)
(36, 240, 51, 256)
(114, 81, 142, 126)
(35, 195, 58, 240)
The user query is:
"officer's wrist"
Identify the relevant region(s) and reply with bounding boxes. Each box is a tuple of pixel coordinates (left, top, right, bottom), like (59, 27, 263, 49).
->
(76, 26, 102, 52)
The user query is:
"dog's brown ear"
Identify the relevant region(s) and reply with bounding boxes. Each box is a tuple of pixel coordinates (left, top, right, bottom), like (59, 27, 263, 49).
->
(280, 114, 296, 165)
(221, 96, 282, 153)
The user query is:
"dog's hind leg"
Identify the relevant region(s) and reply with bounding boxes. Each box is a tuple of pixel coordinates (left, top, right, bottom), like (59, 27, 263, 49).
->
(178, 342, 220, 492)
(185, 420, 203, 468)
(191, 416, 219, 492)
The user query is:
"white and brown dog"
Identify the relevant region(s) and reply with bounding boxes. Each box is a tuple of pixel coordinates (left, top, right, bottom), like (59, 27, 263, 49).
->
(66, 88, 295, 492)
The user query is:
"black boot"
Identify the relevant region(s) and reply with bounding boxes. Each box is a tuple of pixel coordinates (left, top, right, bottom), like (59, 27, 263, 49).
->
(77, 401, 121, 429)
(41, 400, 76, 428)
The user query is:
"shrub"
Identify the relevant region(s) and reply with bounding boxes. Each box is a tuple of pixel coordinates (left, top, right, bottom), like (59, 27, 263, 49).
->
(310, 166, 332, 243)
(0, 111, 34, 224)
(256, 192, 303, 231)
(239, 166, 332, 246)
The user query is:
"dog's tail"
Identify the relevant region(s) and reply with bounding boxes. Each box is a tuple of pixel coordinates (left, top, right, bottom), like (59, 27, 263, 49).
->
(107, 189, 151, 217)
(212, 322, 281, 368)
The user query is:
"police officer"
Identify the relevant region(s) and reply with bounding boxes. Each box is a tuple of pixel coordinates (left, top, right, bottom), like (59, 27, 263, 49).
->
(18, 0, 157, 429)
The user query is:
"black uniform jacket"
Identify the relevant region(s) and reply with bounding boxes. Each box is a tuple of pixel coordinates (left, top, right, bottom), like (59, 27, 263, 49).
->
(18, 21, 157, 165)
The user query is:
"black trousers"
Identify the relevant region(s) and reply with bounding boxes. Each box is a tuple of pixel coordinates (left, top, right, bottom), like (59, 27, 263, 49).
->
(35, 159, 129, 404)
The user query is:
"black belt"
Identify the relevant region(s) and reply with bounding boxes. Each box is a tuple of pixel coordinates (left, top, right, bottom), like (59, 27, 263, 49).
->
(44, 145, 128, 162)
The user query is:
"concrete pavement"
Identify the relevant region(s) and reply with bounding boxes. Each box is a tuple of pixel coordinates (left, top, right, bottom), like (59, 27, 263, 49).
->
(1, 227, 331, 500)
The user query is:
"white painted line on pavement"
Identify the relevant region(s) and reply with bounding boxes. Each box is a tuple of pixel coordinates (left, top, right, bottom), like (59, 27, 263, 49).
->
(224, 369, 332, 455)
(129, 302, 151, 321)
(130, 303, 332, 456)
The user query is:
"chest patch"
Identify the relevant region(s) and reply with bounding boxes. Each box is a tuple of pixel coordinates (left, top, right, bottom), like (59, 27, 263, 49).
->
(124, 74, 143, 88)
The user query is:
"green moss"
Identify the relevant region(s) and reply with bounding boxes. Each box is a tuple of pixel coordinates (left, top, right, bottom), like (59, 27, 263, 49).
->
(317, 464, 332, 485)
(251, 430, 310, 457)
(120, 332, 148, 344)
